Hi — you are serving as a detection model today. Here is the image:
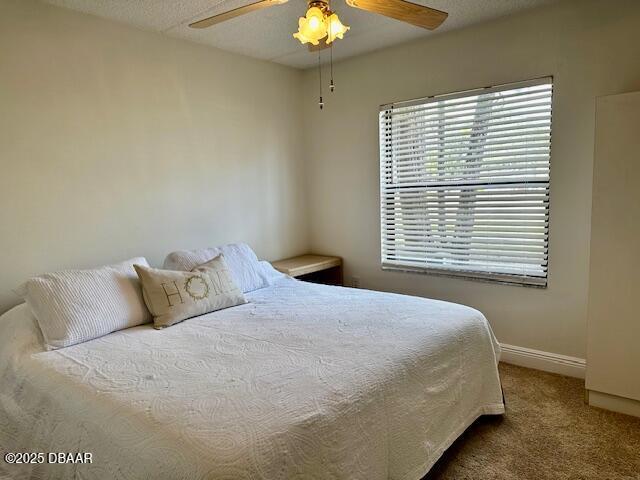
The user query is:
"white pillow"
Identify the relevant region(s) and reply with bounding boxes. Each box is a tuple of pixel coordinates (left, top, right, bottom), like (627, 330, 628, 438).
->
(163, 243, 275, 293)
(20, 258, 152, 350)
(258, 260, 287, 284)
(135, 255, 247, 329)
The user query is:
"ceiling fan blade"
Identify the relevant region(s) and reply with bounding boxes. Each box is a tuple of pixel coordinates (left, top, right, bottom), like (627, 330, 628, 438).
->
(189, 0, 288, 29)
(345, 0, 447, 30)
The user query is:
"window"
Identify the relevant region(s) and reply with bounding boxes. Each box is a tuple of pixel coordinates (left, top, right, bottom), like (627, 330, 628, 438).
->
(379, 78, 552, 287)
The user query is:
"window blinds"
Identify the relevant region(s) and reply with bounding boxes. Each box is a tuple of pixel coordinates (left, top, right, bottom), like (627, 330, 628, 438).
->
(379, 78, 552, 286)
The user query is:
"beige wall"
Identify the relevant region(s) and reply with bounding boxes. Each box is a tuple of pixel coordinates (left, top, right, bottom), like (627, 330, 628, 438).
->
(301, 0, 640, 358)
(0, 0, 308, 313)
(3, 0, 640, 360)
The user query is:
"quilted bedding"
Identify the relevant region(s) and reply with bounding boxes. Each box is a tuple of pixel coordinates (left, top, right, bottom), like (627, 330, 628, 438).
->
(0, 278, 504, 479)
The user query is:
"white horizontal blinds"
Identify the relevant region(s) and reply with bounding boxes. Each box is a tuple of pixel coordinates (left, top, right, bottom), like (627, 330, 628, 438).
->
(380, 78, 552, 286)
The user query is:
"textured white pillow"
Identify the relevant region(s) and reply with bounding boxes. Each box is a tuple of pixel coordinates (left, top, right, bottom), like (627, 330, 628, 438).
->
(135, 255, 247, 329)
(257, 260, 287, 284)
(163, 243, 271, 293)
(21, 258, 152, 350)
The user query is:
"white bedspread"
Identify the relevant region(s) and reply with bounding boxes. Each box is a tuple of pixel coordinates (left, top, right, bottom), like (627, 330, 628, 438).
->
(0, 278, 504, 480)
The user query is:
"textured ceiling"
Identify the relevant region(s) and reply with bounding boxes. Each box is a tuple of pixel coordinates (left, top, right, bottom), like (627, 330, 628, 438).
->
(43, 0, 559, 69)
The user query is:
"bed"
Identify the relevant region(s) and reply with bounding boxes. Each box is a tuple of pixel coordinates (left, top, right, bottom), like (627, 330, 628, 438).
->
(0, 277, 504, 480)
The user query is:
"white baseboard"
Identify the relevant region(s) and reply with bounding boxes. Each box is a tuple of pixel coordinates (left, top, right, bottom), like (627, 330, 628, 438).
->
(499, 343, 586, 379)
(587, 390, 640, 418)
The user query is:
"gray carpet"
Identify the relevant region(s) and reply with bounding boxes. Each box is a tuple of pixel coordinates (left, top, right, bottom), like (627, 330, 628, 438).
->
(424, 363, 640, 480)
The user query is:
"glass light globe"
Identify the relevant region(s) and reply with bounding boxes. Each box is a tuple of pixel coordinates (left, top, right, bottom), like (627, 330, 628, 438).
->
(326, 13, 349, 44)
(293, 7, 328, 45)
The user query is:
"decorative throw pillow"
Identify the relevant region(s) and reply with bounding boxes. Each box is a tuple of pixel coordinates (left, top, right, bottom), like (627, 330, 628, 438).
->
(134, 254, 247, 329)
(20, 257, 152, 350)
(163, 243, 269, 293)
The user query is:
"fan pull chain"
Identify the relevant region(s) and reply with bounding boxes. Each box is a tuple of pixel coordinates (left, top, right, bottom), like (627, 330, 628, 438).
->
(329, 39, 335, 92)
(329, 19, 335, 92)
(318, 49, 323, 110)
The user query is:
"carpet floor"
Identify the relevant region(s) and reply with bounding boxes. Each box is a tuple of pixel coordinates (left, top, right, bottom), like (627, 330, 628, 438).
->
(424, 363, 640, 480)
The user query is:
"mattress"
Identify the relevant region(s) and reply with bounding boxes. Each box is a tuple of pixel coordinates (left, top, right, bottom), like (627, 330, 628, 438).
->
(0, 278, 504, 480)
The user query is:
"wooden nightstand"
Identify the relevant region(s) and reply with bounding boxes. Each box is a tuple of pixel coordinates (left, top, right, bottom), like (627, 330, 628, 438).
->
(272, 254, 343, 286)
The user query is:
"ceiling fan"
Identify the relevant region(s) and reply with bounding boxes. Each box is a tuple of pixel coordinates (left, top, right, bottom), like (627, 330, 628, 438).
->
(189, 0, 447, 109)
(189, 0, 448, 49)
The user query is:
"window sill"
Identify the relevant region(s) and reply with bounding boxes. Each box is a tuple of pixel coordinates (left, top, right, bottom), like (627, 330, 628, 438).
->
(381, 263, 547, 288)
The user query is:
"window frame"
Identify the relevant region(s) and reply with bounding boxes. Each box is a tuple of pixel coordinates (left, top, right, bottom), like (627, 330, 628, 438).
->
(379, 77, 553, 288)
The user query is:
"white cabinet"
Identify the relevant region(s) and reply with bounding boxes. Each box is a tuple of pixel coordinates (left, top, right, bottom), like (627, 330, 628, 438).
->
(586, 91, 640, 417)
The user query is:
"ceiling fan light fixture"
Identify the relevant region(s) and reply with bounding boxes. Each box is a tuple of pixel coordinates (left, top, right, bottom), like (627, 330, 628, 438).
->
(188, 0, 447, 110)
(326, 12, 349, 44)
(293, 6, 328, 45)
